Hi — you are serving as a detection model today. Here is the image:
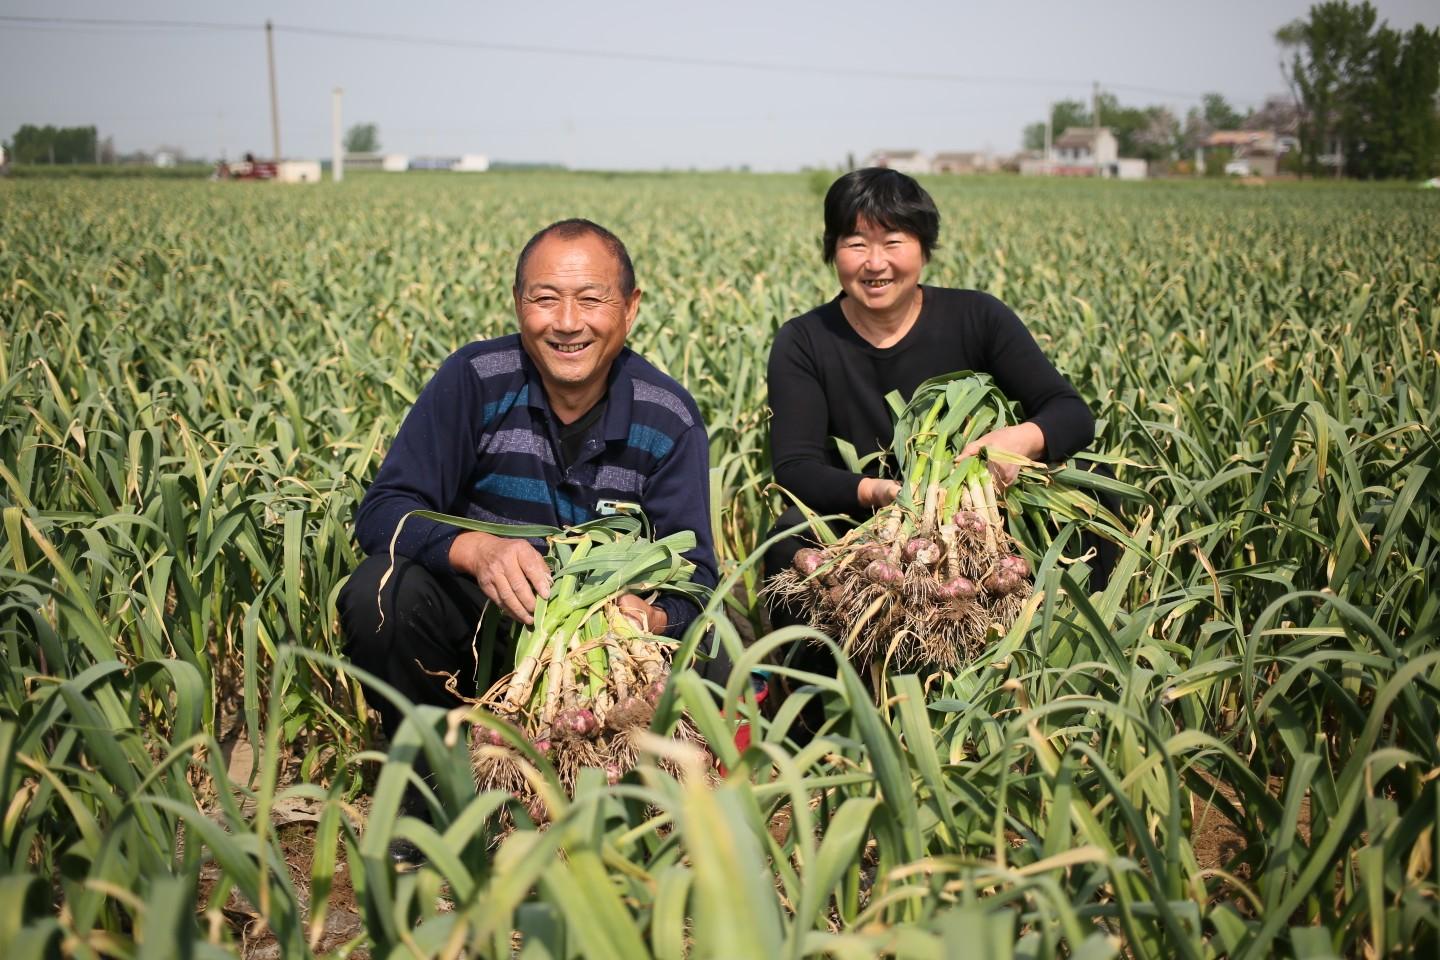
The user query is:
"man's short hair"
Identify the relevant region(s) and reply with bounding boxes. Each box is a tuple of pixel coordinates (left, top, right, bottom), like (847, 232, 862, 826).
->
(513, 218, 637, 297)
(821, 168, 941, 264)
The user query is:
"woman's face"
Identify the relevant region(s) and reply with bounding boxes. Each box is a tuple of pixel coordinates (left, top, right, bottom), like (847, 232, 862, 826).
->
(833, 216, 926, 315)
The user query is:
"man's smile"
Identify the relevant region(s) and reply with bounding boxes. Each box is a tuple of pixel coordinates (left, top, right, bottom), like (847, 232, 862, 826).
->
(550, 340, 594, 355)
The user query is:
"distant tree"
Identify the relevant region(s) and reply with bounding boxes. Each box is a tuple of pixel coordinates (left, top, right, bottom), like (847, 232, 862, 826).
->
(1347, 23, 1440, 178)
(1021, 100, 1090, 152)
(1052, 99, 1091, 133)
(1131, 106, 1181, 162)
(1244, 95, 1303, 134)
(10, 124, 98, 164)
(1093, 93, 1176, 161)
(344, 123, 381, 154)
(1278, 1, 1440, 178)
(1200, 93, 1245, 130)
(1277, 1, 1376, 175)
(1024, 95, 1184, 160)
(1181, 109, 1212, 153)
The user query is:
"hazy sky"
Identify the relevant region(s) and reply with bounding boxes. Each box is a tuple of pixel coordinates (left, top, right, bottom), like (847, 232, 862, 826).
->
(2, 0, 1436, 170)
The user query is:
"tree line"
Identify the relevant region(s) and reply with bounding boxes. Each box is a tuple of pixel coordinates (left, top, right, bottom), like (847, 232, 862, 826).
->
(1278, 1, 1440, 178)
(6, 125, 102, 165)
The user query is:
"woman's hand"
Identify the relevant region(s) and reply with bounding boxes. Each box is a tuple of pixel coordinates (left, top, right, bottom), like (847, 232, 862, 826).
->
(617, 594, 668, 634)
(959, 422, 1048, 489)
(857, 476, 901, 509)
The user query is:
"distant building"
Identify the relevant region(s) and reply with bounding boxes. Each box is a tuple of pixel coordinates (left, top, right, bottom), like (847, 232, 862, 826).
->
(1202, 130, 1285, 177)
(1020, 127, 1146, 179)
(865, 150, 930, 175)
(1053, 127, 1118, 167)
(277, 160, 322, 183)
(931, 151, 995, 174)
(399, 154, 489, 172)
(154, 151, 177, 168)
(345, 152, 410, 172)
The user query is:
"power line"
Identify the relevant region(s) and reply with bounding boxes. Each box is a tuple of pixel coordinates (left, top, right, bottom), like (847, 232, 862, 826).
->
(0, 13, 1257, 105)
(0, 14, 253, 32)
(276, 22, 1090, 92)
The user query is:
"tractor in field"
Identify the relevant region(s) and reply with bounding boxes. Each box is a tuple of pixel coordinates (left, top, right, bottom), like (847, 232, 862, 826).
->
(212, 152, 279, 181)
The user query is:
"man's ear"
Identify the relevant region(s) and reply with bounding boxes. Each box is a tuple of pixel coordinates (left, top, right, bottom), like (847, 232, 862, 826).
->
(624, 287, 643, 334)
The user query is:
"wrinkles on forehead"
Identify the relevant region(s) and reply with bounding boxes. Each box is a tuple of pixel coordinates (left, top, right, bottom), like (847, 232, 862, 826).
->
(519, 237, 626, 300)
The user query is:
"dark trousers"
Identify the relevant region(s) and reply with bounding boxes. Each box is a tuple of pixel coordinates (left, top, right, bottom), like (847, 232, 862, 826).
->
(337, 554, 511, 742)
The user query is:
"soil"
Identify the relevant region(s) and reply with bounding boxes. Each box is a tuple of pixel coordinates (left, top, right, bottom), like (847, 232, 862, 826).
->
(1190, 772, 1313, 882)
(194, 816, 366, 959)
(194, 730, 369, 959)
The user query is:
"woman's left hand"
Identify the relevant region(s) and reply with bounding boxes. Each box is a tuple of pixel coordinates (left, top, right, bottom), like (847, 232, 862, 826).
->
(617, 594, 668, 634)
(959, 422, 1048, 489)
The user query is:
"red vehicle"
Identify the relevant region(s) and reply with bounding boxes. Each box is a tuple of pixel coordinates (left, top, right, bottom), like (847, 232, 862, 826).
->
(213, 153, 279, 180)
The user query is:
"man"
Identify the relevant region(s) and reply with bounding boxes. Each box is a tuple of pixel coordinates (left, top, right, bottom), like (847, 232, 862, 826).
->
(338, 219, 717, 743)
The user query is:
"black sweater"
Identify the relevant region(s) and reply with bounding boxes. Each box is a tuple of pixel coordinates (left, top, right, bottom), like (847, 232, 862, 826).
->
(767, 286, 1094, 515)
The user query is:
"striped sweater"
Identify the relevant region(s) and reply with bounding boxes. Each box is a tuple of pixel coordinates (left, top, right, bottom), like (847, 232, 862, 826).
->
(354, 336, 717, 634)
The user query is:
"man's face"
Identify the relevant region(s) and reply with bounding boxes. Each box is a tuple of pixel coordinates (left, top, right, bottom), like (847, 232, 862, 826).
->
(515, 232, 641, 405)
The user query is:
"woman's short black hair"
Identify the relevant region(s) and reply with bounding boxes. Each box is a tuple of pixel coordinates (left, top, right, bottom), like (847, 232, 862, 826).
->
(821, 167, 940, 264)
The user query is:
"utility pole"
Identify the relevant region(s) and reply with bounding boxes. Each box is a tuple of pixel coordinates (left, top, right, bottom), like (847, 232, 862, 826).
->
(1092, 80, 1101, 178)
(332, 88, 344, 183)
(1044, 103, 1053, 173)
(266, 20, 281, 162)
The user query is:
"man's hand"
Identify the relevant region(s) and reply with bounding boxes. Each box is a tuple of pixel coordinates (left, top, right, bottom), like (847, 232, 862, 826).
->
(449, 530, 552, 625)
(958, 422, 1048, 490)
(857, 476, 902, 510)
(616, 594, 667, 634)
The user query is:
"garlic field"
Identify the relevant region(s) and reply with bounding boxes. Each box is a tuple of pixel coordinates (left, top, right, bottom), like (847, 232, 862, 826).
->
(1, 172, 1437, 958)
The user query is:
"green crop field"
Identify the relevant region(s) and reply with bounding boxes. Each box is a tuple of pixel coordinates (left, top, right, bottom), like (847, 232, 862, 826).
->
(2, 171, 1437, 958)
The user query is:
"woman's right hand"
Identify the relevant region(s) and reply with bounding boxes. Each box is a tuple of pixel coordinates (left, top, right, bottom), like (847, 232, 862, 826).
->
(857, 477, 901, 510)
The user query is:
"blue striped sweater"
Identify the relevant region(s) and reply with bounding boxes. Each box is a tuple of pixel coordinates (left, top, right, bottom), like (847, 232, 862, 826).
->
(354, 336, 717, 634)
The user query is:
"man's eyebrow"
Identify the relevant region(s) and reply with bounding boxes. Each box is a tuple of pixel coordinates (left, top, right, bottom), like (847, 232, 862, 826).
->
(523, 280, 612, 295)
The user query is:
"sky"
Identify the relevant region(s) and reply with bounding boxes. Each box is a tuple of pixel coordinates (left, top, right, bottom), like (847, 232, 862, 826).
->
(2, 0, 1437, 170)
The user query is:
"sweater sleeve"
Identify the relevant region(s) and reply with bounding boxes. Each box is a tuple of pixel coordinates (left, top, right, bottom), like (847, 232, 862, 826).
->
(353, 351, 484, 572)
(767, 323, 867, 514)
(979, 295, 1095, 462)
(639, 417, 720, 638)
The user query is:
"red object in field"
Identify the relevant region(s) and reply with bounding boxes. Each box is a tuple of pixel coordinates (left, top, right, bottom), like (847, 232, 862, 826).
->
(213, 155, 279, 181)
(717, 676, 770, 777)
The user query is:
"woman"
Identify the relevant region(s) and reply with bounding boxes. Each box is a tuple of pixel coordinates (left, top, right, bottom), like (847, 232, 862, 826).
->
(765, 167, 1099, 628)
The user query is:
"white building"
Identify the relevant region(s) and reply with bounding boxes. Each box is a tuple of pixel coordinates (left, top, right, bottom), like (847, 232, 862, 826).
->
(453, 153, 490, 172)
(931, 151, 996, 174)
(865, 150, 930, 175)
(345, 152, 410, 172)
(1053, 127, 1118, 166)
(1020, 127, 1147, 179)
(277, 160, 322, 183)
